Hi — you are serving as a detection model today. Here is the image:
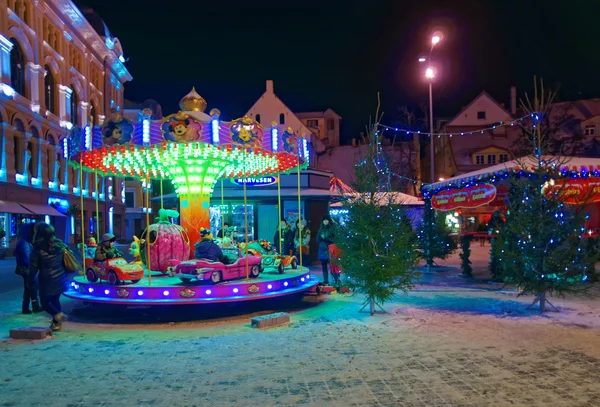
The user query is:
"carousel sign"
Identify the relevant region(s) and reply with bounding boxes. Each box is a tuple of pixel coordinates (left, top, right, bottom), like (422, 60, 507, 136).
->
(231, 176, 278, 187)
(432, 184, 497, 211)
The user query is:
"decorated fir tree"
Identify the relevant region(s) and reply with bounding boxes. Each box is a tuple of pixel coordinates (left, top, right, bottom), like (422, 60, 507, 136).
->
(418, 205, 457, 269)
(493, 78, 599, 312)
(460, 235, 473, 277)
(337, 97, 420, 315)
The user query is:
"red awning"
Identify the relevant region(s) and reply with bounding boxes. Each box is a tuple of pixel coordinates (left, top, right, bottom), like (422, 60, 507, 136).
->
(18, 203, 66, 217)
(0, 200, 35, 215)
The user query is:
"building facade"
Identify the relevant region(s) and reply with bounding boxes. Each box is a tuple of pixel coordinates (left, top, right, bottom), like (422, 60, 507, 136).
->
(0, 0, 132, 253)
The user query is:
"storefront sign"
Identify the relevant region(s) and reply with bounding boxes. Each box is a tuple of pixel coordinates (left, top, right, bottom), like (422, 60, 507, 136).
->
(549, 179, 600, 204)
(432, 184, 497, 211)
(231, 176, 277, 187)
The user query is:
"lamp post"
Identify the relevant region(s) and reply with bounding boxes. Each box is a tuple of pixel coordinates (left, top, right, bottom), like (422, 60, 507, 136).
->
(420, 34, 442, 183)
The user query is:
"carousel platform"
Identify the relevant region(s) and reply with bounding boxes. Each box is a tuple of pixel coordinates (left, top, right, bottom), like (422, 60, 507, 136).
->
(64, 267, 316, 305)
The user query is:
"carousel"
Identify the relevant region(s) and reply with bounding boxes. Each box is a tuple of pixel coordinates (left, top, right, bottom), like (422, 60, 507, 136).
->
(64, 88, 317, 306)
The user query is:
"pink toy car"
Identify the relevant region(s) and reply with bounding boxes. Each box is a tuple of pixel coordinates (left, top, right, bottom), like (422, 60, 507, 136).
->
(168, 255, 262, 284)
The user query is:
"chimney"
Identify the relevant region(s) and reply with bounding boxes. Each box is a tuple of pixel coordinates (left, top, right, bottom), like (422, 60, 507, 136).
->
(266, 80, 274, 94)
(510, 86, 517, 115)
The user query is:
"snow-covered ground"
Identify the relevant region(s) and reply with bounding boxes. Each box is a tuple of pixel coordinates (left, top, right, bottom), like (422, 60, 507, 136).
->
(0, 246, 599, 407)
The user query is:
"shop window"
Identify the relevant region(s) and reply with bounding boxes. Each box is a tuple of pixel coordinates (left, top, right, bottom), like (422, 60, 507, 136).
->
(487, 154, 497, 164)
(44, 65, 56, 114)
(475, 155, 484, 165)
(477, 111, 486, 120)
(10, 38, 27, 98)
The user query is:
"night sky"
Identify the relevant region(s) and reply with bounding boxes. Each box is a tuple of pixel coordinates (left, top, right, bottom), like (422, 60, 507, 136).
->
(76, 0, 600, 143)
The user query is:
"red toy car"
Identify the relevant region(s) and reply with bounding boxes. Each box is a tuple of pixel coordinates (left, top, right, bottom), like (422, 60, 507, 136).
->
(84, 258, 145, 285)
(169, 254, 262, 284)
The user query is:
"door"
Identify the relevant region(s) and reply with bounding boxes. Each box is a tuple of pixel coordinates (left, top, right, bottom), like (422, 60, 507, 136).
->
(258, 204, 278, 244)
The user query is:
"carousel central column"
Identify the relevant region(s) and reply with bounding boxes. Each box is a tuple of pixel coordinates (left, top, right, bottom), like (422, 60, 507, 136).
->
(179, 193, 211, 247)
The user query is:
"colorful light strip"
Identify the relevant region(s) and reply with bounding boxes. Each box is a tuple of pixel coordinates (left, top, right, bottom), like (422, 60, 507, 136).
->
(142, 119, 150, 144)
(212, 118, 220, 144)
(271, 127, 278, 151)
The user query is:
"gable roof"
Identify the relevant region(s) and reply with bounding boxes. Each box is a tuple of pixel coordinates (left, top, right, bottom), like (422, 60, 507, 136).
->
(245, 88, 312, 136)
(296, 108, 342, 120)
(446, 91, 514, 127)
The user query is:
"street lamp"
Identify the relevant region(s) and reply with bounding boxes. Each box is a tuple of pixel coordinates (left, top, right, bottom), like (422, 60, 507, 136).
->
(422, 33, 442, 183)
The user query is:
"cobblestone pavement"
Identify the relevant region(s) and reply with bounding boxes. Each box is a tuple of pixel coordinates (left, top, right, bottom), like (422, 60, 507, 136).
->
(1, 248, 599, 406)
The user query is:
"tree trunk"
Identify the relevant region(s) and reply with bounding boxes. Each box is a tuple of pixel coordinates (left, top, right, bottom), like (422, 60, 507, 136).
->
(370, 297, 375, 316)
(539, 291, 546, 313)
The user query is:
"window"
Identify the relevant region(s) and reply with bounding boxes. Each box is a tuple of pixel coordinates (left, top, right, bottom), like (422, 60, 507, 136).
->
(279, 113, 285, 125)
(327, 119, 335, 130)
(477, 111, 486, 120)
(475, 155, 484, 165)
(90, 102, 96, 126)
(10, 38, 26, 97)
(70, 85, 79, 127)
(44, 65, 55, 114)
(585, 125, 596, 136)
(499, 154, 509, 163)
(487, 154, 497, 164)
(255, 114, 260, 124)
(306, 120, 318, 128)
(125, 192, 135, 208)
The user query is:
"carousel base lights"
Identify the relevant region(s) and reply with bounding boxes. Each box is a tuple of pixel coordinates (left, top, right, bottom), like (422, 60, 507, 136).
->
(65, 269, 315, 306)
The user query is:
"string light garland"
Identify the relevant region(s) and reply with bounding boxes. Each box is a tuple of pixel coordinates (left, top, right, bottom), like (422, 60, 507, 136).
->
(378, 113, 535, 138)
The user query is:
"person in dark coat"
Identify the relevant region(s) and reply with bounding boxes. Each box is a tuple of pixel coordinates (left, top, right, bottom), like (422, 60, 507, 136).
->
(28, 222, 69, 332)
(194, 228, 223, 262)
(316, 215, 336, 285)
(217, 222, 230, 239)
(273, 219, 294, 255)
(14, 223, 41, 314)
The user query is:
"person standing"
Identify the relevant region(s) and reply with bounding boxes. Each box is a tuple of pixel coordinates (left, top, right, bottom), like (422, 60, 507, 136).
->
(316, 215, 336, 285)
(28, 222, 70, 332)
(294, 218, 311, 266)
(14, 223, 41, 314)
(274, 219, 294, 256)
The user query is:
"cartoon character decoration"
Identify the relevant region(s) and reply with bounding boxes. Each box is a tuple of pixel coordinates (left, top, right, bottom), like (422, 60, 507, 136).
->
(141, 209, 190, 273)
(230, 116, 263, 147)
(129, 235, 144, 265)
(161, 112, 202, 142)
(281, 127, 298, 154)
(101, 114, 134, 146)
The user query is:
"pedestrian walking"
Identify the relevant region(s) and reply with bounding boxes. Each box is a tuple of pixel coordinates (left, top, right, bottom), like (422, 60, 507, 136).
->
(14, 223, 42, 314)
(28, 222, 70, 332)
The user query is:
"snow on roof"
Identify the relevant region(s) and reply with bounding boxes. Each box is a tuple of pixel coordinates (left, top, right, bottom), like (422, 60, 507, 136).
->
(425, 156, 600, 191)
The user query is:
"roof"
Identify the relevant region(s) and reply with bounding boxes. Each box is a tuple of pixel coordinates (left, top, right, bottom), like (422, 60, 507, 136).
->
(332, 192, 424, 206)
(296, 109, 342, 120)
(446, 91, 514, 127)
(425, 155, 600, 191)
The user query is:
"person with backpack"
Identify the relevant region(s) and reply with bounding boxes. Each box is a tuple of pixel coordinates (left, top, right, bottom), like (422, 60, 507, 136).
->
(28, 222, 70, 332)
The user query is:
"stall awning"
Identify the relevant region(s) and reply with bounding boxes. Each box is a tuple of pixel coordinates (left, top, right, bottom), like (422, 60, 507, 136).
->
(18, 203, 66, 217)
(0, 200, 34, 215)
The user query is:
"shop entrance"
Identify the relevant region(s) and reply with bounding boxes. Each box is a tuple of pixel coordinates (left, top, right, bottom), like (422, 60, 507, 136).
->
(258, 204, 278, 243)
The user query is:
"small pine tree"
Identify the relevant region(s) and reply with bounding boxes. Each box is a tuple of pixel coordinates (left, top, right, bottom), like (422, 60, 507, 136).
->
(337, 96, 420, 315)
(494, 78, 599, 312)
(460, 235, 473, 276)
(418, 206, 457, 269)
